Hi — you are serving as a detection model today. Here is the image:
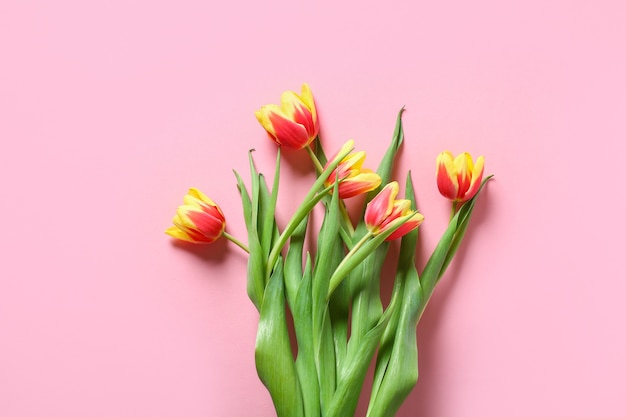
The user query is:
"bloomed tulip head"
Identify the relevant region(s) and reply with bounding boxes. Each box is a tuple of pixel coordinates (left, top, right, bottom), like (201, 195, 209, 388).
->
(436, 151, 485, 203)
(324, 140, 382, 198)
(364, 182, 424, 241)
(166, 188, 226, 244)
(254, 83, 319, 150)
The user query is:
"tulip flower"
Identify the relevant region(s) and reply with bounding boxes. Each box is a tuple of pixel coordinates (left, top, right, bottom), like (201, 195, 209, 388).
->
(436, 151, 485, 203)
(364, 182, 424, 241)
(323, 140, 382, 198)
(166, 188, 226, 244)
(254, 83, 319, 150)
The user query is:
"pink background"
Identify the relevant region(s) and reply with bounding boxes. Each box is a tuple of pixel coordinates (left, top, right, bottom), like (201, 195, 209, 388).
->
(1, 0, 625, 416)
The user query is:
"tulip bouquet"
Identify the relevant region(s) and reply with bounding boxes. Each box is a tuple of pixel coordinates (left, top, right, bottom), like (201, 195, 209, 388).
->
(166, 84, 492, 417)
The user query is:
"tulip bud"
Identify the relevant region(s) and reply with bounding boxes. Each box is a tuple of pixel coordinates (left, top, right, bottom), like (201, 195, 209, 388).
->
(324, 140, 382, 198)
(365, 182, 424, 241)
(254, 83, 319, 149)
(166, 188, 226, 244)
(436, 151, 485, 203)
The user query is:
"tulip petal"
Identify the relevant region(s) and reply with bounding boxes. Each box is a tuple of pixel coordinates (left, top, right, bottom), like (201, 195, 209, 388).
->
(188, 211, 225, 239)
(365, 182, 399, 231)
(165, 226, 195, 243)
(436, 152, 459, 201)
(454, 153, 473, 197)
(461, 155, 485, 202)
(386, 213, 424, 241)
(267, 112, 311, 149)
(254, 105, 282, 138)
(300, 83, 316, 119)
(327, 140, 355, 165)
(188, 188, 219, 208)
(281, 91, 316, 138)
(337, 171, 382, 199)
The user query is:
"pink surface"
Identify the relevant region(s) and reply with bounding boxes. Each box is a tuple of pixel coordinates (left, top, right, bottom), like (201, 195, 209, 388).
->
(1, 0, 625, 416)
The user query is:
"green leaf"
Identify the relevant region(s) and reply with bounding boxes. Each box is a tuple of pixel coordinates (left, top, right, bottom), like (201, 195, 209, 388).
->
(233, 170, 252, 231)
(367, 172, 422, 417)
(328, 268, 350, 374)
(325, 291, 400, 417)
(255, 258, 303, 417)
(366, 107, 405, 203)
(346, 108, 405, 356)
(313, 135, 328, 168)
(258, 174, 275, 259)
(259, 149, 281, 259)
(367, 265, 421, 417)
(345, 231, 388, 360)
(284, 214, 309, 311)
(438, 175, 494, 279)
(312, 180, 342, 413)
(293, 255, 321, 417)
(234, 169, 264, 310)
(419, 175, 492, 312)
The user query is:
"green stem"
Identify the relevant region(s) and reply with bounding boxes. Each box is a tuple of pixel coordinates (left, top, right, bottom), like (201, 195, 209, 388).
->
(306, 144, 325, 174)
(327, 231, 373, 294)
(339, 202, 356, 236)
(223, 232, 249, 253)
(349, 230, 373, 256)
(450, 201, 458, 222)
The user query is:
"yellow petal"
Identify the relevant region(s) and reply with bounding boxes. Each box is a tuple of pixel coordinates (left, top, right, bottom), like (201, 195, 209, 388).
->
(165, 226, 195, 243)
(472, 155, 485, 178)
(300, 83, 315, 111)
(255, 105, 282, 136)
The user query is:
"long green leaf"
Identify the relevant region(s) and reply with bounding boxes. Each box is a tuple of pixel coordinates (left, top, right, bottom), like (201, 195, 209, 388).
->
(259, 149, 281, 258)
(255, 259, 303, 417)
(328, 266, 350, 374)
(284, 215, 309, 311)
(365, 107, 405, 203)
(233, 170, 252, 231)
(438, 175, 494, 279)
(234, 169, 264, 310)
(345, 232, 388, 360)
(293, 255, 320, 417)
(419, 175, 493, 318)
(312, 180, 342, 413)
(367, 172, 421, 417)
(325, 292, 400, 417)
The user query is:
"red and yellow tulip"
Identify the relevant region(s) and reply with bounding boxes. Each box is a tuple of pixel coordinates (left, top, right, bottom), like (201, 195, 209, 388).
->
(324, 140, 382, 198)
(436, 151, 485, 203)
(364, 182, 424, 240)
(254, 83, 319, 150)
(166, 188, 226, 244)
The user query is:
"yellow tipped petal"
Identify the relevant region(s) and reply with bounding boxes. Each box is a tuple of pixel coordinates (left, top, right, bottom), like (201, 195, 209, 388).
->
(342, 150, 366, 170)
(280, 91, 301, 116)
(165, 226, 194, 243)
(300, 83, 315, 111)
(339, 139, 355, 155)
(472, 156, 485, 178)
(254, 105, 282, 137)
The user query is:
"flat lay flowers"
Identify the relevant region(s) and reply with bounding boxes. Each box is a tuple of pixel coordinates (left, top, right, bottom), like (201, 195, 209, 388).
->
(166, 84, 493, 417)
